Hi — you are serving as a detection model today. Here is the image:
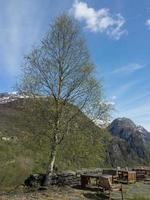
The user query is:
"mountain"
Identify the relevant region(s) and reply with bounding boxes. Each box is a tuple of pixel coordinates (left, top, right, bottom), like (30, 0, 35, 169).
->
(109, 117, 150, 146)
(0, 93, 150, 188)
(0, 92, 107, 189)
(107, 117, 150, 167)
(0, 92, 28, 104)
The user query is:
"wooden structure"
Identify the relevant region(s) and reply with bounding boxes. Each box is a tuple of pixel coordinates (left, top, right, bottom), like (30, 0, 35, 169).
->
(102, 169, 118, 183)
(132, 168, 150, 180)
(98, 175, 123, 200)
(80, 173, 102, 188)
(80, 174, 123, 199)
(118, 170, 136, 183)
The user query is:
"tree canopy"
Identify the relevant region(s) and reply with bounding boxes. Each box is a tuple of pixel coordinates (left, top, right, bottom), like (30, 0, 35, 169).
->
(18, 13, 110, 182)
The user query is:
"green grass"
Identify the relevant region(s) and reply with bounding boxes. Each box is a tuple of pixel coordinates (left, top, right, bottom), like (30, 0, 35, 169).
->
(123, 182, 150, 200)
(128, 197, 150, 200)
(97, 182, 150, 200)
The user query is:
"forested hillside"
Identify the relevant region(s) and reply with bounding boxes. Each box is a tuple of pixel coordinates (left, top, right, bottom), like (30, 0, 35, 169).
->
(0, 94, 108, 189)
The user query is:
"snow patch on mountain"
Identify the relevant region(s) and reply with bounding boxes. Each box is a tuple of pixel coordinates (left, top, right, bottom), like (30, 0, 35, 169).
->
(0, 92, 28, 104)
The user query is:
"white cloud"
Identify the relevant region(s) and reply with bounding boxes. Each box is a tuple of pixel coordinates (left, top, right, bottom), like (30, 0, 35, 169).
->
(112, 63, 145, 74)
(71, 0, 127, 40)
(146, 19, 150, 30)
(105, 101, 115, 106)
(111, 95, 117, 100)
(105, 96, 116, 107)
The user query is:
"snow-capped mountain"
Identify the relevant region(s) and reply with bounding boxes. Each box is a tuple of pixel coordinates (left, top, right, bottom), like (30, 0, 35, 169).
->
(106, 117, 150, 166)
(0, 92, 27, 104)
(108, 117, 150, 146)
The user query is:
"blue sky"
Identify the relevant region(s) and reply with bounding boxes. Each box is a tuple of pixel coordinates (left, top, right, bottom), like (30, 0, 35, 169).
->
(0, 0, 150, 130)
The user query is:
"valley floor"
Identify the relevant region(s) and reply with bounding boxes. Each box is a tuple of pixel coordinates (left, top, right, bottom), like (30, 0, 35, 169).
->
(0, 182, 150, 200)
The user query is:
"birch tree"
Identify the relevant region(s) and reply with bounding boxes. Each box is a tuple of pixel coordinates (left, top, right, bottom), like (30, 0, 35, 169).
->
(19, 13, 110, 184)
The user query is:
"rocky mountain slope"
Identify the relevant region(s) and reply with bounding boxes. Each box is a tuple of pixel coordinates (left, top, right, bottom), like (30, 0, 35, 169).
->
(109, 118, 150, 146)
(107, 117, 150, 166)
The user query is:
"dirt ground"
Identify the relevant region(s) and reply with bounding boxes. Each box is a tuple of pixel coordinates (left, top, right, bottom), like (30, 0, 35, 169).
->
(0, 181, 150, 200)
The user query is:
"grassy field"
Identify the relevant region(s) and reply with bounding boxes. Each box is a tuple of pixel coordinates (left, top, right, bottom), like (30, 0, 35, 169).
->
(1, 181, 150, 200)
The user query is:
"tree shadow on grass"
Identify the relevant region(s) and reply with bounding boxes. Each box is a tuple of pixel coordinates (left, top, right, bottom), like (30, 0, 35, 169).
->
(83, 192, 109, 200)
(72, 185, 100, 192)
